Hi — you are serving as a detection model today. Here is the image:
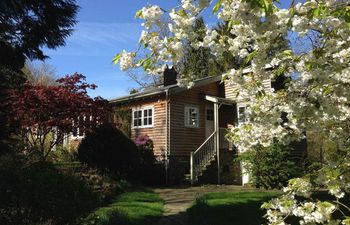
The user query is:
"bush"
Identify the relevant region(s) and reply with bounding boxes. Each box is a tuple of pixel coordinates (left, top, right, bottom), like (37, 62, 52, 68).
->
(238, 143, 301, 189)
(0, 155, 99, 225)
(79, 207, 129, 225)
(78, 127, 165, 185)
(78, 124, 140, 177)
(55, 161, 131, 204)
(50, 146, 78, 162)
(134, 135, 165, 186)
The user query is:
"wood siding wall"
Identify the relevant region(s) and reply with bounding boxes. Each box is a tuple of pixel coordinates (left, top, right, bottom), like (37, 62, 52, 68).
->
(112, 96, 167, 156)
(224, 79, 272, 101)
(169, 82, 223, 156)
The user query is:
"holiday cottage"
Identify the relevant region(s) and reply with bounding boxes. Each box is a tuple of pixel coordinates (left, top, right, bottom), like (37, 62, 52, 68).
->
(109, 67, 276, 185)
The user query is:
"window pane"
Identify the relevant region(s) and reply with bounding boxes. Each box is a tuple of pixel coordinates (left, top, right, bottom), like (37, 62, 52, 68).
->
(138, 111, 142, 117)
(207, 109, 214, 121)
(185, 107, 198, 127)
(239, 107, 245, 114)
(148, 117, 152, 125)
(144, 109, 148, 117)
(238, 107, 246, 123)
(138, 118, 142, 126)
(133, 119, 138, 127)
(148, 109, 152, 116)
(144, 118, 148, 125)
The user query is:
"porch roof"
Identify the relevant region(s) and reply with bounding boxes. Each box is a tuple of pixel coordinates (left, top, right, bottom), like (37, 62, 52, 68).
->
(204, 95, 236, 105)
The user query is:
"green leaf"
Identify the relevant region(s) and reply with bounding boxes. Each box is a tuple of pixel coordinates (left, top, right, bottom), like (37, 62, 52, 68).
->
(135, 9, 142, 18)
(112, 53, 121, 64)
(177, 9, 187, 17)
(342, 218, 350, 225)
(243, 50, 258, 66)
(281, 49, 292, 57)
(305, 61, 316, 70)
(273, 66, 287, 77)
(227, 20, 240, 30)
(167, 37, 174, 43)
(322, 86, 333, 96)
(213, 0, 223, 15)
(139, 58, 152, 70)
(344, 9, 350, 23)
(263, 0, 273, 16)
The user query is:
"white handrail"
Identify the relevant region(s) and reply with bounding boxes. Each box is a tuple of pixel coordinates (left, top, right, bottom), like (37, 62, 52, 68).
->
(193, 131, 216, 154)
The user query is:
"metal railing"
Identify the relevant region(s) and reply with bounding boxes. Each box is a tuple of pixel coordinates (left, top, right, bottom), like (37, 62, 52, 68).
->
(190, 131, 217, 184)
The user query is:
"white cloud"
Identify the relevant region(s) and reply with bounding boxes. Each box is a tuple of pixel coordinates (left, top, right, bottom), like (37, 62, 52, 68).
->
(45, 22, 142, 57)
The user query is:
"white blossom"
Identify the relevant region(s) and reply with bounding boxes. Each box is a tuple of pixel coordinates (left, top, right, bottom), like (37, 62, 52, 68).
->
(119, 50, 135, 71)
(116, 1, 350, 223)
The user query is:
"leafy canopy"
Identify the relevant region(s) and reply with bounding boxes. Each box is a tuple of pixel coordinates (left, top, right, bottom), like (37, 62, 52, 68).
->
(7, 74, 109, 160)
(115, 0, 350, 224)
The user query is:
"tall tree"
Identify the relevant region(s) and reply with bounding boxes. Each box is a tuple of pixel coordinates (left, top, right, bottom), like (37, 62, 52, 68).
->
(178, 18, 213, 79)
(0, 0, 79, 152)
(7, 73, 109, 161)
(22, 62, 58, 86)
(115, 0, 350, 224)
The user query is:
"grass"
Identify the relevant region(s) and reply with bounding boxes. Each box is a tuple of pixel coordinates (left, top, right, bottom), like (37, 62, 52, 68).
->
(81, 190, 164, 225)
(187, 191, 281, 225)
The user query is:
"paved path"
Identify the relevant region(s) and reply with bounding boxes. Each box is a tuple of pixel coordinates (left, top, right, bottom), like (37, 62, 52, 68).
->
(154, 185, 254, 225)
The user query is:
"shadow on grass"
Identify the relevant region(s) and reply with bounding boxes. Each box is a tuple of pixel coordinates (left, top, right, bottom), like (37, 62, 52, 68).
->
(187, 191, 350, 225)
(187, 192, 280, 225)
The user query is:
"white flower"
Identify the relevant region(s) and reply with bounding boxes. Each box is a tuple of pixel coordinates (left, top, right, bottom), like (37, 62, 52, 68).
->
(327, 17, 341, 28)
(139, 5, 163, 21)
(292, 16, 309, 36)
(119, 50, 135, 71)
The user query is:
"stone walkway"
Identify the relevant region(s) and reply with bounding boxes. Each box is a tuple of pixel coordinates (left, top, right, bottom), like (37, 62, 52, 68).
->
(154, 185, 254, 225)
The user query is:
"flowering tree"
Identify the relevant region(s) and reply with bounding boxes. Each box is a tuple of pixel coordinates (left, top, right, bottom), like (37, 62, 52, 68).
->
(7, 73, 109, 160)
(114, 0, 350, 224)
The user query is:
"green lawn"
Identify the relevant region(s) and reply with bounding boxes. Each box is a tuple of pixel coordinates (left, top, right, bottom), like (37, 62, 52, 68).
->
(81, 191, 164, 225)
(187, 191, 281, 225)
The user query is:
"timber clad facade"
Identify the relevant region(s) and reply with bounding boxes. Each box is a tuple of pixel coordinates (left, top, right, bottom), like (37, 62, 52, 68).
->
(109, 68, 306, 185)
(169, 82, 222, 156)
(109, 73, 245, 184)
(63, 67, 306, 185)
(128, 98, 167, 156)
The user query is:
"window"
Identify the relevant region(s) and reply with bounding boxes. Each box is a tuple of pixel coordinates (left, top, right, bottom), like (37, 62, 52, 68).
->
(185, 106, 199, 127)
(237, 106, 247, 124)
(72, 116, 86, 138)
(206, 109, 214, 121)
(132, 107, 154, 128)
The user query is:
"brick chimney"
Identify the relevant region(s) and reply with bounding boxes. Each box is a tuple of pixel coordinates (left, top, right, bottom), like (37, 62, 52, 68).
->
(163, 66, 177, 86)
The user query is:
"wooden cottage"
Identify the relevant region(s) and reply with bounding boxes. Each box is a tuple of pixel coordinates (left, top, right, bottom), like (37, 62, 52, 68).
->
(109, 67, 272, 185)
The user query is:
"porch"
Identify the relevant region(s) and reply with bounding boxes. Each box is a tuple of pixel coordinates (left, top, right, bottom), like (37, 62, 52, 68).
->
(190, 95, 238, 185)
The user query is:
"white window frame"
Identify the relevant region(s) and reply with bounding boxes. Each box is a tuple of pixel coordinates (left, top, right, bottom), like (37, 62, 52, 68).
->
(184, 105, 199, 128)
(237, 103, 248, 124)
(132, 106, 154, 129)
(72, 116, 92, 139)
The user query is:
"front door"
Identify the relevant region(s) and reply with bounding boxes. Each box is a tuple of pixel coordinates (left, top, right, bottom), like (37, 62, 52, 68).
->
(205, 106, 215, 138)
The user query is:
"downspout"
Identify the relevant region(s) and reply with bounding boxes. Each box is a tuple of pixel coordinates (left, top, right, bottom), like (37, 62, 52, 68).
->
(165, 89, 170, 185)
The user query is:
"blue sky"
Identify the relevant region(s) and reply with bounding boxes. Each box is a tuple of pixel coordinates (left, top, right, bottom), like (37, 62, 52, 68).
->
(41, 0, 217, 99)
(41, 0, 293, 99)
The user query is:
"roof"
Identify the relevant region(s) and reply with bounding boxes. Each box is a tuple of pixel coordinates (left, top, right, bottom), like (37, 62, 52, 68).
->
(109, 75, 223, 104)
(204, 95, 236, 105)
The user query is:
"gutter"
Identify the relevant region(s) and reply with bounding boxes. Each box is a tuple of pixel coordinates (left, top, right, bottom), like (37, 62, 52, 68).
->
(109, 89, 168, 105)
